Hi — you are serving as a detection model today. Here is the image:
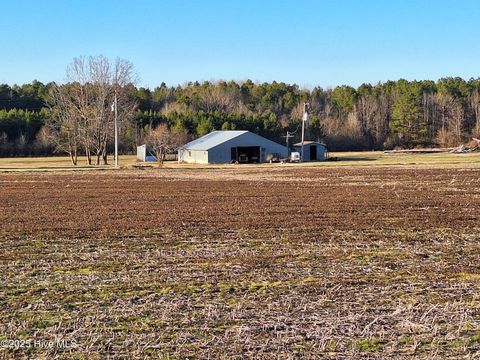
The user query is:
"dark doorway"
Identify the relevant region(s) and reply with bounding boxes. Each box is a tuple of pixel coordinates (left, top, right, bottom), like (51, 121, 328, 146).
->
(236, 146, 260, 163)
(310, 145, 317, 161)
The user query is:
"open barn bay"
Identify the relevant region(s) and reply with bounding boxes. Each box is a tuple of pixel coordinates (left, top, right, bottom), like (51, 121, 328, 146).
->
(1, 165, 480, 359)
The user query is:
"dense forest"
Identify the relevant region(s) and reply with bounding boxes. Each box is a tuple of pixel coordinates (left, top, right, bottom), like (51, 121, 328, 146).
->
(1, 76, 480, 157)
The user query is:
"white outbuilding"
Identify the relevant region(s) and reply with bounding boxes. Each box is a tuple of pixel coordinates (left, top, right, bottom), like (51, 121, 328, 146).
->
(136, 144, 157, 162)
(178, 130, 288, 164)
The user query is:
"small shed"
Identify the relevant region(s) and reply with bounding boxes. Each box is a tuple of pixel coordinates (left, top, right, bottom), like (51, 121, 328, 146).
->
(136, 144, 156, 162)
(178, 130, 287, 164)
(293, 141, 327, 161)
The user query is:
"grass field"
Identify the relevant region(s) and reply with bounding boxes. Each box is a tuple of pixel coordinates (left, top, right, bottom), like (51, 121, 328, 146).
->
(1, 151, 480, 171)
(1, 154, 480, 358)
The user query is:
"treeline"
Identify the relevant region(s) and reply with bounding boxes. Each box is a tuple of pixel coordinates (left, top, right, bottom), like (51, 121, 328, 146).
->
(2, 77, 480, 156)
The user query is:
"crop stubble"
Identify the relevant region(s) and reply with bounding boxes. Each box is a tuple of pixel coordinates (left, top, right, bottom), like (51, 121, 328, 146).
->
(1, 166, 480, 359)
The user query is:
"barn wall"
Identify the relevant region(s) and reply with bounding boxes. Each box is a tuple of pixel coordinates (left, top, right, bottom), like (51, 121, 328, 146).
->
(208, 133, 287, 163)
(294, 144, 326, 161)
(303, 146, 311, 162)
(178, 149, 209, 163)
(317, 146, 325, 160)
(179, 132, 287, 164)
(295, 145, 310, 161)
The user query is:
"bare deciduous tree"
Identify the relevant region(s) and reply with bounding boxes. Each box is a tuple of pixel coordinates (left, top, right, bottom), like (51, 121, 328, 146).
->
(47, 55, 137, 165)
(470, 90, 480, 137)
(433, 93, 464, 146)
(46, 83, 82, 165)
(145, 124, 189, 164)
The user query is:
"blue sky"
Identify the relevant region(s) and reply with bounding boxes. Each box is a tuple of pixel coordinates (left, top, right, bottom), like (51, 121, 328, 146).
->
(2, 0, 480, 88)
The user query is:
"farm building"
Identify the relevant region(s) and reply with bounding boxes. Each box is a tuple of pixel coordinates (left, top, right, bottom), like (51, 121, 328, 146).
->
(136, 144, 157, 162)
(293, 141, 327, 161)
(178, 130, 288, 164)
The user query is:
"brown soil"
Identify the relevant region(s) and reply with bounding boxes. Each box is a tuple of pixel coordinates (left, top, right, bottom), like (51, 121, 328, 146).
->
(1, 166, 480, 358)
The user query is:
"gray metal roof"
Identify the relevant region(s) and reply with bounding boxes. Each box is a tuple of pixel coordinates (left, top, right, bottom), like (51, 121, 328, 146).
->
(293, 141, 326, 147)
(181, 130, 249, 150)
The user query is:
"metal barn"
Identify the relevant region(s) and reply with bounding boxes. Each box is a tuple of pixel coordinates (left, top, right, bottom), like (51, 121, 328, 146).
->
(293, 141, 327, 161)
(178, 130, 288, 164)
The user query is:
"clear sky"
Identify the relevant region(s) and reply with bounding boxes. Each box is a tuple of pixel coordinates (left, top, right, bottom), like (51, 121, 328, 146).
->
(2, 0, 480, 89)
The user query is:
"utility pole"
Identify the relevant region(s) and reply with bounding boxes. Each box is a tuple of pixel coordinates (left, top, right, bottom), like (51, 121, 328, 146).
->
(112, 90, 119, 169)
(301, 102, 309, 162)
(283, 131, 295, 157)
(282, 125, 299, 159)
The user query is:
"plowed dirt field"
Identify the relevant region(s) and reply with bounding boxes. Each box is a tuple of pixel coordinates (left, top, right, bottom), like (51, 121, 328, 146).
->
(1, 166, 480, 358)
